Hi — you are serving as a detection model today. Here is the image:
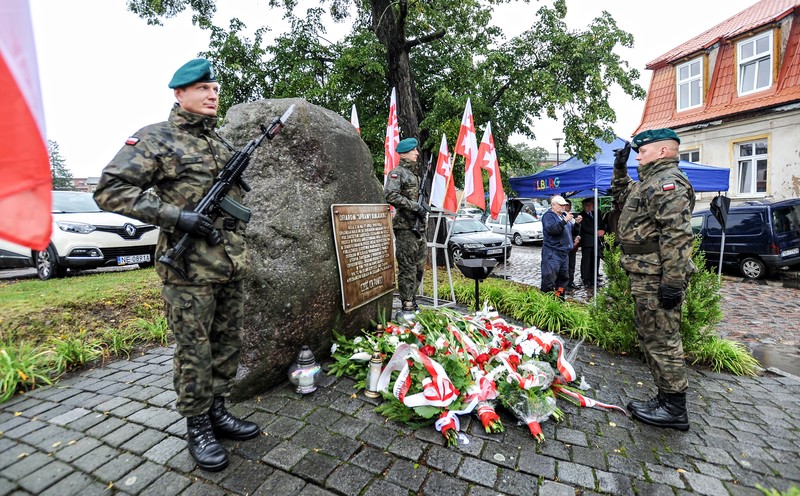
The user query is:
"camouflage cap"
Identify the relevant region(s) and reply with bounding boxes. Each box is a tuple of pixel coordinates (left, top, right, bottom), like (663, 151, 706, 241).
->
(631, 128, 680, 151)
(168, 58, 217, 89)
(396, 138, 418, 153)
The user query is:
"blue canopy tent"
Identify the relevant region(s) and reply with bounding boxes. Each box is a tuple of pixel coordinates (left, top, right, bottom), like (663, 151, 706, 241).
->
(508, 136, 730, 295)
(509, 136, 730, 198)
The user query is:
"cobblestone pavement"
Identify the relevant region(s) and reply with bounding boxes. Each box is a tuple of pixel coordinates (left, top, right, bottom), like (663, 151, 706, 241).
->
(1, 249, 799, 495)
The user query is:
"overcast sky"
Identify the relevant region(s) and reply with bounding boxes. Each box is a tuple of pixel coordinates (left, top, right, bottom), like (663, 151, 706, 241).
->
(30, 0, 757, 177)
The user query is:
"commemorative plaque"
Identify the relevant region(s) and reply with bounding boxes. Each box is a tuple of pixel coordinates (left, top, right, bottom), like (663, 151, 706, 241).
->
(331, 204, 396, 312)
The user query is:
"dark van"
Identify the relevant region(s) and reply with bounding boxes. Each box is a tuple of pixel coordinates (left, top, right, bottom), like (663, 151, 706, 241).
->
(691, 199, 800, 279)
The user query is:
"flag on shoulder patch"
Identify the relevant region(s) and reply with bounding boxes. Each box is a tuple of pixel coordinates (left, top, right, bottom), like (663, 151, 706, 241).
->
(390, 173, 398, 179)
(662, 183, 675, 191)
(125, 137, 140, 146)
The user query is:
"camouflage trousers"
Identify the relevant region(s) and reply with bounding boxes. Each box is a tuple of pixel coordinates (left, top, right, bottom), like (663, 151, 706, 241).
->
(394, 229, 427, 302)
(162, 281, 244, 417)
(629, 273, 688, 394)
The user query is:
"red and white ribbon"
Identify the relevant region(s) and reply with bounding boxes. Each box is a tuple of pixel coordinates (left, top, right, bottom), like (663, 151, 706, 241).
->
(376, 343, 459, 408)
(434, 399, 478, 444)
(552, 386, 627, 415)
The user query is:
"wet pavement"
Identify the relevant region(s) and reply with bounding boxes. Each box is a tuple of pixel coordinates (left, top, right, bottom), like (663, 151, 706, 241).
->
(1, 246, 799, 495)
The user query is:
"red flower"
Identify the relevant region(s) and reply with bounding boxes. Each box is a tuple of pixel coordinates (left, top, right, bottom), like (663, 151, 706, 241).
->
(507, 354, 520, 367)
(489, 347, 501, 356)
(515, 344, 523, 355)
(475, 353, 490, 365)
(419, 345, 436, 357)
(417, 334, 427, 343)
(502, 340, 513, 350)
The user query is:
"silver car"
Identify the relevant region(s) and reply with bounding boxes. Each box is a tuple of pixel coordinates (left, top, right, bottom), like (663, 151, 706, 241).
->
(0, 191, 159, 280)
(484, 212, 543, 245)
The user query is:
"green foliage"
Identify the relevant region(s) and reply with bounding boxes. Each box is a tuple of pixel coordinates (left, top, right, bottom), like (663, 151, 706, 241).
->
(49, 140, 74, 190)
(0, 343, 56, 402)
(129, 316, 172, 347)
(757, 485, 800, 496)
(50, 330, 104, 373)
(589, 237, 760, 375)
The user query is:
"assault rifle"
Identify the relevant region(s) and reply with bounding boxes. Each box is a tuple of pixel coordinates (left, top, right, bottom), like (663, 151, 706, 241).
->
(160, 104, 295, 279)
(412, 153, 434, 238)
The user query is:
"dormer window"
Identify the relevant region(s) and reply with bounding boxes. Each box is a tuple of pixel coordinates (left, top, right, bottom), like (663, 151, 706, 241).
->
(737, 31, 773, 95)
(676, 57, 703, 110)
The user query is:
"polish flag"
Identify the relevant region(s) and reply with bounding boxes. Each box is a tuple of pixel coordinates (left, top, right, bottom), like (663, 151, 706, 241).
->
(0, 0, 51, 250)
(455, 98, 484, 210)
(477, 122, 504, 220)
(430, 134, 458, 214)
(383, 88, 400, 181)
(350, 104, 360, 134)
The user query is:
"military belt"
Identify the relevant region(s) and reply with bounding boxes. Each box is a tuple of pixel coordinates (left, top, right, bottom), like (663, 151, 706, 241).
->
(213, 217, 238, 231)
(620, 242, 659, 255)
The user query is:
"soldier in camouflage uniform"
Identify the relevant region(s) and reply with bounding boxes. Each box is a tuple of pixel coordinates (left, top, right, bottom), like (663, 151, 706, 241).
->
(94, 59, 259, 471)
(611, 128, 696, 431)
(385, 138, 427, 312)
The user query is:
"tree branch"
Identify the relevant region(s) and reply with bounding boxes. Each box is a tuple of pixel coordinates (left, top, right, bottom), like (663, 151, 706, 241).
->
(406, 29, 446, 49)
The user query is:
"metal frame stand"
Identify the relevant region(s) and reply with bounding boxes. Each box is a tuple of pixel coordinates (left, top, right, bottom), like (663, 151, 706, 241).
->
(418, 208, 456, 307)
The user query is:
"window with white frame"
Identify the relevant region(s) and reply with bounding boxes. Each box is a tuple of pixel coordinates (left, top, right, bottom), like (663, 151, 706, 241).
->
(736, 139, 768, 195)
(676, 58, 703, 110)
(738, 31, 773, 95)
(680, 149, 700, 163)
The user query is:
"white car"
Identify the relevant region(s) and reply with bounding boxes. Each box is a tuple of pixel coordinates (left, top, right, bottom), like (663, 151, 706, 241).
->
(0, 191, 159, 280)
(484, 212, 543, 245)
(456, 208, 484, 220)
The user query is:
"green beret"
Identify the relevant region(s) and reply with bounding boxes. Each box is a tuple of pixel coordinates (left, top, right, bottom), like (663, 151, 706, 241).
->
(168, 58, 217, 89)
(396, 138, 418, 154)
(631, 128, 680, 151)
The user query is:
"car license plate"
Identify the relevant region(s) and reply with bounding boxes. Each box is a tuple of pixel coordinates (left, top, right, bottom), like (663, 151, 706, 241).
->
(117, 254, 151, 265)
(781, 247, 799, 257)
(487, 248, 502, 255)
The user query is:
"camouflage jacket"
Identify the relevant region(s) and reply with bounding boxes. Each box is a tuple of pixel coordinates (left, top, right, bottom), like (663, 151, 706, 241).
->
(611, 157, 696, 287)
(94, 104, 248, 285)
(384, 158, 425, 231)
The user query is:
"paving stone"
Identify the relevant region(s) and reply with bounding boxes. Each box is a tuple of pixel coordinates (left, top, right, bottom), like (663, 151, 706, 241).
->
(329, 415, 369, 438)
(644, 463, 686, 488)
(422, 471, 470, 496)
(21, 423, 73, 452)
(112, 460, 166, 495)
(93, 453, 144, 483)
(538, 480, 575, 496)
(387, 435, 426, 461)
(127, 406, 181, 430)
(517, 449, 556, 479)
(424, 444, 462, 473)
(253, 470, 306, 496)
(262, 440, 310, 471)
(108, 400, 148, 418)
(279, 399, 316, 420)
(72, 444, 120, 473)
(480, 442, 519, 469)
(358, 423, 399, 450)
(494, 468, 540, 496)
(595, 469, 634, 496)
(607, 453, 645, 478)
(291, 451, 340, 484)
(297, 484, 337, 495)
(138, 470, 193, 496)
(2, 417, 46, 439)
(456, 457, 498, 487)
(101, 422, 146, 448)
(220, 459, 272, 495)
(683, 472, 730, 496)
(119, 428, 168, 455)
(85, 416, 126, 438)
(385, 458, 428, 492)
(345, 446, 392, 474)
(557, 460, 595, 489)
(232, 432, 281, 461)
(324, 462, 374, 495)
(555, 426, 589, 447)
(17, 459, 72, 494)
(571, 445, 607, 469)
(306, 407, 343, 427)
(539, 439, 570, 461)
(142, 435, 185, 464)
(147, 390, 176, 408)
(263, 416, 305, 439)
(63, 410, 107, 431)
(38, 471, 96, 496)
(2, 452, 53, 479)
(0, 477, 15, 496)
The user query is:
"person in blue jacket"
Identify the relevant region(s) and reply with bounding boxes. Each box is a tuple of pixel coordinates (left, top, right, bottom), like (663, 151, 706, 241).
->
(540, 195, 574, 297)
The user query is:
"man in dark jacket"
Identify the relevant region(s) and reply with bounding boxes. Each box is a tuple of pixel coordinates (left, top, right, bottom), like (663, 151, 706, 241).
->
(540, 195, 573, 297)
(578, 198, 605, 288)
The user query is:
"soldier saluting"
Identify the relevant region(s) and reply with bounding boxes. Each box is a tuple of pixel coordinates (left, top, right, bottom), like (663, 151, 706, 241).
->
(611, 128, 696, 431)
(94, 59, 259, 471)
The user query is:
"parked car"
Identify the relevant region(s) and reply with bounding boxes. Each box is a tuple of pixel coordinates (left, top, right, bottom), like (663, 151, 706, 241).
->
(0, 191, 159, 280)
(484, 212, 543, 245)
(445, 217, 512, 264)
(691, 198, 800, 279)
(456, 208, 484, 220)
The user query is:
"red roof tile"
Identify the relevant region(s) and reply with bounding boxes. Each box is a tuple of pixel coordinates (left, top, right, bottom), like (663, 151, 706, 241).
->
(636, 1, 800, 133)
(647, 0, 799, 68)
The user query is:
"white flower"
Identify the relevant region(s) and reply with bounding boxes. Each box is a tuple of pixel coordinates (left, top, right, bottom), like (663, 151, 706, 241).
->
(330, 343, 338, 354)
(435, 336, 448, 350)
(387, 335, 399, 347)
(519, 340, 543, 357)
(353, 337, 364, 345)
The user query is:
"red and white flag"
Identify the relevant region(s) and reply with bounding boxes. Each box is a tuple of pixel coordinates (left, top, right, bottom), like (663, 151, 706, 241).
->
(477, 122, 504, 220)
(383, 88, 400, 181)
(350, 104, 360, 134)
(430, 134, 458, 214)
(0, 0, 51, 250)
(455, 98, 484, 210)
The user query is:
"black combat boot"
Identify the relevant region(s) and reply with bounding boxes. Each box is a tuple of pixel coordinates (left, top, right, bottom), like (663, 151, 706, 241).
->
(186, 414, 228, 471)
(630, 392, 689, 431)
(209, 396, 261, 441)
(627, 392, 665, 413)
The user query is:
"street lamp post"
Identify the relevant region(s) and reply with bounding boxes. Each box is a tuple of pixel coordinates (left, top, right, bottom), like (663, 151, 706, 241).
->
(553, 137, 563, 165)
